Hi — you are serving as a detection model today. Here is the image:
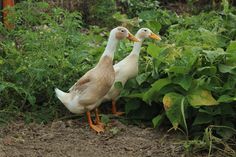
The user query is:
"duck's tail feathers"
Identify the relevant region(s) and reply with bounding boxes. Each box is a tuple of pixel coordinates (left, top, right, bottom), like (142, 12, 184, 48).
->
(55, 88, 71, 105)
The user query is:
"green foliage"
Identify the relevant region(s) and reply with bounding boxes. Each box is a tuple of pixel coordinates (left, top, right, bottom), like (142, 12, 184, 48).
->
(152, 112, 165, 128)
(143, 78, 171, 104)
(187, 88, 218, 107)
(119, 4, 236, 143)
(163, 92, 185, 129)
(117, 0, 160, 18)
(139, 9, 178, 33)
(88, 0, 117, 27)
(0, 1, 101, 123)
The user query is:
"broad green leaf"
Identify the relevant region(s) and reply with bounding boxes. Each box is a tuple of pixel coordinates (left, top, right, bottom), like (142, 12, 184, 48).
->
(168, 66, 190, 74)
(163, 92, 185, 129)
(124, 79, 138, 89)
(168, 65, 189, 74)
(147, 20, 161, 32)
(172, 75, 192, 91)
(226, 41, 236, 54)
(217, 95, 236, 103)
(147, 43, 165, 59)
(218, 64, 236, 74)
(152, 113, 165, 128)
(197, 66, 217, 76)
(136, 72, 151, 85)
(143, 78, 172, 103)
(187, 88, 218, 107)
(192, 113, 213, 126)
(119, 89, 130, 98)
(126, 93, 143, 99)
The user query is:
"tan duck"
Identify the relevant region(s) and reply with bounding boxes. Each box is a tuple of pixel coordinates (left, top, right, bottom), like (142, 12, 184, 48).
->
(102, 28, 161, 115)
(55, 27, 139, 133)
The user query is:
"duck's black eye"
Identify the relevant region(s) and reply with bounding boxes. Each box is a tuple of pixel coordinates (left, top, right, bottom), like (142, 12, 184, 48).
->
(144, 29, 147, 32)
(121, 30, 125, 33)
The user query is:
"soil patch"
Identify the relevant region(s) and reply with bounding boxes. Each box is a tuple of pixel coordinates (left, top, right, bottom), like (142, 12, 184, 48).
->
(0, 119, 215, 157)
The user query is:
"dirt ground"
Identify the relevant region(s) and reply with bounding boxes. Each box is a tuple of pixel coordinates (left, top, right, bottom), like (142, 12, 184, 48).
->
(0, 119, 218, 157)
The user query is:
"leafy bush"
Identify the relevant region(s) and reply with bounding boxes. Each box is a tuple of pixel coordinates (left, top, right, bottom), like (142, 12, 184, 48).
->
(86, 0, 118, 27)
(0, 1, 106, 123)
(117, 0, 160, 18)
(121, 6, 236, 142)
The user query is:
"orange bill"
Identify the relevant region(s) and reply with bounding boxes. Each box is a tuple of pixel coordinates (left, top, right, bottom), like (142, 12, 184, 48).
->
(149, 33, 161, 40)
(127, 33, 140, 42)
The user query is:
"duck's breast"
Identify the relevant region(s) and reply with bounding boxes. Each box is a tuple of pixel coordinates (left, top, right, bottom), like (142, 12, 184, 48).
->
(78, 56, 115, 106)
(95, 56, 115, 96)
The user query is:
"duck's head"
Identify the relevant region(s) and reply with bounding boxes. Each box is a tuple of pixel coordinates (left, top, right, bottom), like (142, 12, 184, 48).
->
(136, 28, 161, 41)
(111, 26, 140, 42)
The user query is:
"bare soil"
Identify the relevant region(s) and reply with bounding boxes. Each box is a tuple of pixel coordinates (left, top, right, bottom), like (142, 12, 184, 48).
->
(0, 119, 213, 157)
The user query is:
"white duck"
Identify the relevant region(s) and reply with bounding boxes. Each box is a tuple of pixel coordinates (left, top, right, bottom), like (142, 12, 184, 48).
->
(55, 27, 139, 133)
(102, 28, 161, 115)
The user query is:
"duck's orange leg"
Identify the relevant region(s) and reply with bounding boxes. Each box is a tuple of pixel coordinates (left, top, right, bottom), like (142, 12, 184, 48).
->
(111, 99, 124, 116)
(94, 108, 105, 129)
(86, 111, 104, 133)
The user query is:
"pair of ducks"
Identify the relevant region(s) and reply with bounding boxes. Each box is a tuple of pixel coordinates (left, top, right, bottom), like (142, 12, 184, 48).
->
(55, 27, 161, 133)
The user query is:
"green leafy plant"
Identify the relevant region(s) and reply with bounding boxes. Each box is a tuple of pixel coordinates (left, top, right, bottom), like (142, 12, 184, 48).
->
(120, 5, 236, 143)
(0, 1, 102, 123)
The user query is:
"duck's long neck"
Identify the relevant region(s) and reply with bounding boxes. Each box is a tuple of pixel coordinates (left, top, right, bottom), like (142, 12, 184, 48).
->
(101, 34, 119, 60)
(130, 38, 144, 56)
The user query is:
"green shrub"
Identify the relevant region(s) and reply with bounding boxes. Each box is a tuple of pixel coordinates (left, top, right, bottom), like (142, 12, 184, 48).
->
(0, 1, 104, 123)
(120, 7, 236, 141)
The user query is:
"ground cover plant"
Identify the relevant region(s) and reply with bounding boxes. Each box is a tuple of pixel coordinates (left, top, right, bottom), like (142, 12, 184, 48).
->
(0, 0, 236, 156)
(122, 8, 236, 156)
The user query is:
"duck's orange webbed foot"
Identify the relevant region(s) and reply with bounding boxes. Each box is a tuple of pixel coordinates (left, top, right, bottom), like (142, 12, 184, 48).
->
(111, 100, 125, 116)
(90, 123, 105, 133)
(86, 111, 104, 133)
(94, 108, 105, 129)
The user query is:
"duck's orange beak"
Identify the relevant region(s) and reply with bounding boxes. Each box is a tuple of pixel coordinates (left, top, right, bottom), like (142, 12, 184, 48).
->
(149, 33, 161, 40)
(127, 33, 140, 42)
